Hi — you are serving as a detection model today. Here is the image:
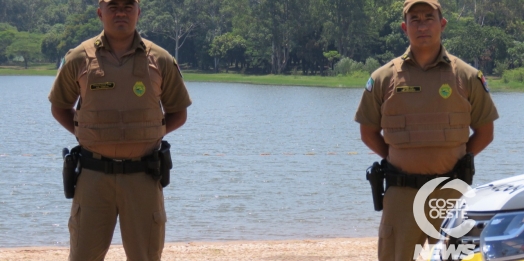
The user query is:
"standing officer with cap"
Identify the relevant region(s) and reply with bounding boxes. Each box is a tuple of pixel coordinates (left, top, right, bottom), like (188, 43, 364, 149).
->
(48, 0, 191, 260)
(355, 0, 498, 260)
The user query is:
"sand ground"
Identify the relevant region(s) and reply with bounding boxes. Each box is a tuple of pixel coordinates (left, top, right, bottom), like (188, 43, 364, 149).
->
(0, 238, 378, 261)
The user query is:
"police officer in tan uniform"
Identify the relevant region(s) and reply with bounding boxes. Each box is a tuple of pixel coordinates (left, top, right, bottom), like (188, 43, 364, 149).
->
(355, 0, 498, 260)
(48, 0, 191, 260)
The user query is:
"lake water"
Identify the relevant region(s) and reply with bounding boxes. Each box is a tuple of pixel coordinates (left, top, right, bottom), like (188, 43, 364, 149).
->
(0, 76, 521, 248)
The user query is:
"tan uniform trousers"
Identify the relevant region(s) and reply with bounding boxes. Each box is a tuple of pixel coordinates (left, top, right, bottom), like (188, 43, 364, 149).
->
(378, 186, 462, 261)
(68, 168, 167, 261)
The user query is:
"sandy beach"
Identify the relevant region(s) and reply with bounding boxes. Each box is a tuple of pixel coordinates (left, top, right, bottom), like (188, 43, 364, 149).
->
(0, 238, 378, 261)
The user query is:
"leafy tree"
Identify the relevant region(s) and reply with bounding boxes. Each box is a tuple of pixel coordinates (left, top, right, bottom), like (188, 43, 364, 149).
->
(370, 1, 407, 63)
(363, 57, 381, 74)
(42, 24, 65, 68)
(58, 6, 101, 56)
(140, 0, 202, 61)
(445, 17, 513, 73)
(35, 2, 69, 33)
(318, 0, 372, 60)
(0, 23, 17, 63)
(507, 41, 524, 69)
(323, 50, 341, 70)
(6, 31, 44, 68)
(1, 0, 524, 75)
(253, 0, 300, 74)
(208, 33, 246, 72)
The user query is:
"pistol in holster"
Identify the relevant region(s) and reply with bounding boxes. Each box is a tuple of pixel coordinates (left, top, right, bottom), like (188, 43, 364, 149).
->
(456, 153, 475, 185)
(147, 140, 173, 188)
(366, 159, 386, 211)
(62, 145, 82, 199)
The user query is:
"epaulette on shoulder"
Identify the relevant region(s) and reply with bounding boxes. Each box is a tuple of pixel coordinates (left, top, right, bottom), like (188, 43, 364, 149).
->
(94, 39, 102, 48)
(65, 44, 87, 60)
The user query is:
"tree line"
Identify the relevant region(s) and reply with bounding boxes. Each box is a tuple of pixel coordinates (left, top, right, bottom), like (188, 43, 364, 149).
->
(1, 0, 524, 76)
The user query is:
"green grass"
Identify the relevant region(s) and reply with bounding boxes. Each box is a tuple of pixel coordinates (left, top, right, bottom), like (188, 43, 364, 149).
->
(182, 72, 367, 88)
(1, 65, 524, 91)
(488, 78, 524, 92)
(0, 68, 57, 76)
(0, 63, 57, 76)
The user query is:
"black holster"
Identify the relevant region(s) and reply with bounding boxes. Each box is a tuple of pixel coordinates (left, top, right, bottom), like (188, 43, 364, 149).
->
(366, 159, 386, 211)
(148, 140, 173, 187)
(456, 153, 475, 185)
(383, 153, 475, 190)
(62, 146, 81, 199)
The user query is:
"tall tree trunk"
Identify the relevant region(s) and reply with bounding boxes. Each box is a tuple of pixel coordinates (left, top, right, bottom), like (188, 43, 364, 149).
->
(214, 57, 220, 72)
(175, 36, 180, 62)
(271, 40, 277, 74)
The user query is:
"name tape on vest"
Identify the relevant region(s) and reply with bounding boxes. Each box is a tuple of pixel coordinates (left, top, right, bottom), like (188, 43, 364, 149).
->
(90, 82, 115, 90)
(396, 86, 421, 93)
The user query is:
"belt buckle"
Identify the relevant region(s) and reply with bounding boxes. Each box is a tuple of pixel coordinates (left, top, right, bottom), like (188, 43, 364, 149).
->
(112, 161, 124, 174)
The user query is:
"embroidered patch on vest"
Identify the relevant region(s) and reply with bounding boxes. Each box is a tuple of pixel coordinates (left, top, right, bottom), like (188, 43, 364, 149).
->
(90, 82, 115, 90)
(396, 86, 421, 93)
(365, 77, 374, 92)
(439, 84, 452, 99)
(477, 71, 489, 92)
(133, 81, 146, 97)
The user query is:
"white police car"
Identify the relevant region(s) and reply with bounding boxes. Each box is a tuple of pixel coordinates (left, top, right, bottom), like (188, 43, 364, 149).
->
(430, 174, 524, 261)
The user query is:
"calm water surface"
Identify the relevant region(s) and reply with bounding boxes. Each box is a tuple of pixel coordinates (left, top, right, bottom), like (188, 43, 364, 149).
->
(0, 76, 520, 247)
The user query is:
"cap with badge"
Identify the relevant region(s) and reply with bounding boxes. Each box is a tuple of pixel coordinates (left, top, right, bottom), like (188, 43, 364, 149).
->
(403, 0, 441, 16)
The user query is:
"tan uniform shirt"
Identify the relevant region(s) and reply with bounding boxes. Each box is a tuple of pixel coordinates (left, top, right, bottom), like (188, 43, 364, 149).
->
(355, 46, 498, 174)
(49, 31, 192, 158)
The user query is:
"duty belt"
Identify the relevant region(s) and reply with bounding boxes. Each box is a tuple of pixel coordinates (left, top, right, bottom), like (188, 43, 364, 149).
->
(79, 148, 149, 174)
(385, 167, 458, 190)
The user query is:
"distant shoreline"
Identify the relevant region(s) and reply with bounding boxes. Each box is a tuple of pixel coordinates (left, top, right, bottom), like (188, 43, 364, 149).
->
(1, 68, 522, 91)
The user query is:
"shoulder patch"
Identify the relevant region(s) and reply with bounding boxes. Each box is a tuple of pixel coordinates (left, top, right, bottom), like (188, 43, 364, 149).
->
(366, 77, 374, 92)
(477, 71, 489, 92)
(401, 54, 409, 60)
(58, 57, 65, 71)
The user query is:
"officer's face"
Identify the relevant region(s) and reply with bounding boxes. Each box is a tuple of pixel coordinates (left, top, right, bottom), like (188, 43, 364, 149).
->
(98, 0, 140, 38)
(401, 3, 447, 50)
